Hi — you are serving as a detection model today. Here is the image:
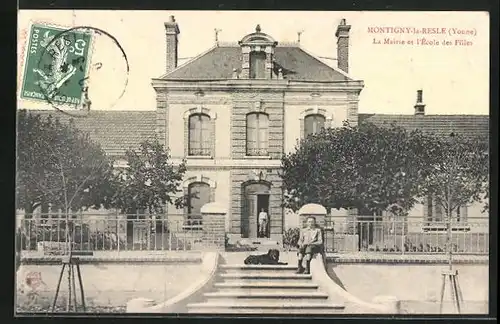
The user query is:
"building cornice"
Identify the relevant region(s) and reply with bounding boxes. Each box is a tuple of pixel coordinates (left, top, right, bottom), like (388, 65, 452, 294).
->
(170, 158, 282, 168)
(151, 79, 364, 93)
(110, 158, 283, 170)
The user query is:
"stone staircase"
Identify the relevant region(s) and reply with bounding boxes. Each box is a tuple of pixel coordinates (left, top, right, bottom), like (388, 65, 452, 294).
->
(186, 263, 345, 314)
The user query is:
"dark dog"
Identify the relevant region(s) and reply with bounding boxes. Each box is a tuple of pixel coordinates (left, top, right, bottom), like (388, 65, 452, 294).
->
(244, 249, 288, 265)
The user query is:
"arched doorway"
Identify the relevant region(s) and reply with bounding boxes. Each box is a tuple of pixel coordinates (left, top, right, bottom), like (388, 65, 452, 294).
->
(241, 181, 271, 238)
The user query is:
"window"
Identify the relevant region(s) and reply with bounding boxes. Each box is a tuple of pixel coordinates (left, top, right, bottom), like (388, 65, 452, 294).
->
(187, 182, 211, 226)
(434, 202, 443, 222)
(304, 114, 326, 137)
(423, 195, 469, 232)
(250, 52, 266, 79)
(188, 113, 211, 156)
(427, 195, 433, 222)
(246, 113, 269, 156)
(428, 201, 465, 223)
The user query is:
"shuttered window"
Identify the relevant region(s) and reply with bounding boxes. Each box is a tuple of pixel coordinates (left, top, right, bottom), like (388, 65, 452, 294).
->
(304, 114, 326, 137)
(246, 113, 269, 156)
(188, 113, 211, 156)
(250, 52, 266, 79)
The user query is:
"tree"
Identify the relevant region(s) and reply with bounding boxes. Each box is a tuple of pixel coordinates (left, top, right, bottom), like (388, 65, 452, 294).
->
(16, 110, 114, 216)
(281, 122, 434, 216)
(420, 132, 489, 227)
(420, 133, 488, 312)
(110, 139, 188, 214)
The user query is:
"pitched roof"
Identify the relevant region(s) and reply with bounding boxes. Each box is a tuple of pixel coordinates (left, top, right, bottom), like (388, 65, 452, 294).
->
(21, 110, 157, 156)
(21, 110, 489, 158)
(358, 114, 489, 139)
(163, 45, 351, 82)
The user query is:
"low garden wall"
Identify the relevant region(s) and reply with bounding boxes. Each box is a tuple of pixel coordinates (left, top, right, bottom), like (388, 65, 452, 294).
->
(326, 261, 489, 314)
(16, 253, 207, 313)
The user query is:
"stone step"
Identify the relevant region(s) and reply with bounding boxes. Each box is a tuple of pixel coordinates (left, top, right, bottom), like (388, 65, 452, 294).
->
(220, 264, 297, 270)
(187, 307, 345, 314)
(204, 291, 329, 299)
(237, 239, 280, 246)
(214, 282, 319, 290)
(210, 288, 320, 294)
(219, 273, 312, 280)
(220, 269, 300, 276)
(187, 301, 345, 314)
(218, 278, 314, 285)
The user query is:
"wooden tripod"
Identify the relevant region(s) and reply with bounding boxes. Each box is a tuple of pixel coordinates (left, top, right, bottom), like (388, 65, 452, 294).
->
(439, 268, 464, 314)
(51, 255, 86, 312)
(439, 215, 464, 314)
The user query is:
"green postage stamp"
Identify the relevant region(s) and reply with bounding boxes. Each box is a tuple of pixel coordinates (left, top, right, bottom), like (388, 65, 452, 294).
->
(20, 23, 93, 107)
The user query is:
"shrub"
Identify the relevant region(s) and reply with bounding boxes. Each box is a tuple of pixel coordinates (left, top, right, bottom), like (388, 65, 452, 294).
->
(23, 221, 127, 252)
(283, 227, 300, 250)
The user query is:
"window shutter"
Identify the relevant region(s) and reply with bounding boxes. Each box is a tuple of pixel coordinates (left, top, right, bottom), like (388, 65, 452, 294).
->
(246, 113, 258, 155)
(250, 52, 266, 79)
(201, 115, 211, 155)
(258, 114, 269, 153)
(434, 202, 443, 222)
(189, 115, 201, 153)
(304, 115, 314, 137)
(460, 205, 468, 223)
(317, 115, 325, 131)
(426, 195, 433, 222)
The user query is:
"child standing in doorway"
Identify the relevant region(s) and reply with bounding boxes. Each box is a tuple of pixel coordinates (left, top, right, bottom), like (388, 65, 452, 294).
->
(258, 208, 268, 238)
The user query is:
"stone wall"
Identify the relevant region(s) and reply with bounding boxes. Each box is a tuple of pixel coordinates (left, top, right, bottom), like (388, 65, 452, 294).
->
(16, 261, 205, 309)
(328, 263, 489, 303)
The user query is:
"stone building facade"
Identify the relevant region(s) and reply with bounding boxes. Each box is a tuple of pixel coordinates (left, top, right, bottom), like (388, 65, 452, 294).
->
(151, 17, 364, 242)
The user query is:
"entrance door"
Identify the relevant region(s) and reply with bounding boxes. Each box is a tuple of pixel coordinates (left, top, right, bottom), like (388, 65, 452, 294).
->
(247, 194, 257, 238)
(242, 182, 270, 238)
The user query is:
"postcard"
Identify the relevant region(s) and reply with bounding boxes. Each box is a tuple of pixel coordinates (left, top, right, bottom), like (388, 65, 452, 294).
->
(16, 10, 490, 316)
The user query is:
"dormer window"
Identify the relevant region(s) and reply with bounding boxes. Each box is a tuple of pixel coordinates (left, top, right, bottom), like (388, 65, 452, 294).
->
(238, 25, 278, 80)
(250, 51, 266, 79)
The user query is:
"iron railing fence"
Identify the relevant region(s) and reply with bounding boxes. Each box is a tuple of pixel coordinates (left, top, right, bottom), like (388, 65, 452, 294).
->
(323, 216, 489, 254)
(16, 213, 214, 254)
(245, 148, 269, 156)
(188, 147, 212, 156)
(16, 214, 489, 255)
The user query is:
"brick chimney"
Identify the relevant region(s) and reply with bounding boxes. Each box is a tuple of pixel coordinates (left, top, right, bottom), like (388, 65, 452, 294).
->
(335, 18, 351, 73)
(164, 15, 180, 73)
(414, 90, 426, 115)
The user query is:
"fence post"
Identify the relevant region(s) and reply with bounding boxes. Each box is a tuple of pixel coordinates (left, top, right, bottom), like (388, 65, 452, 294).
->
(298, 204, 327, 228)
(116, 210, 120, 252)
(401, 220, 405, 255)
(201, 202, 227, 251)
(147, 213, 151, 251)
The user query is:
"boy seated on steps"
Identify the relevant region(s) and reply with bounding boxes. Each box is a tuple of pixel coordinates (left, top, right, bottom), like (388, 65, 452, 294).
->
(296, 216, 323, 274)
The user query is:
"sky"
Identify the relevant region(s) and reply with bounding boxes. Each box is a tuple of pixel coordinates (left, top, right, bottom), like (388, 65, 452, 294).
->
(18, 10, 489, 115)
